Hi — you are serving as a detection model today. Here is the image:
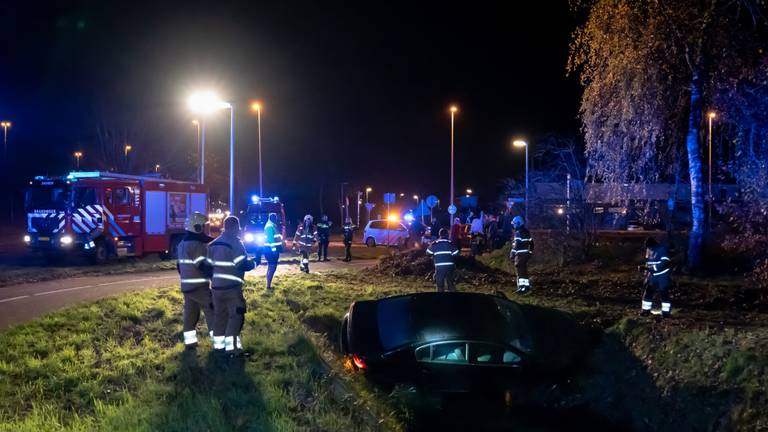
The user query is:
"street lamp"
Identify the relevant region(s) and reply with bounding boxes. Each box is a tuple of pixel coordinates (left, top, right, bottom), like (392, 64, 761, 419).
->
(0, 121, 10, 158)
(188, 91, 235, 212)
(155, 164, 160, 173)
(413, 194, 419, 206)
(191, 119, 201, 183)
(513, 139, 529, 222)
(250, 101, 264, 197)
(449, 105, 458, 211)
(466, 188, 472, 197)
(365, 187, 372, 203)
(707, 111, 716, 230)
(74, 151, 83, 169)
(124, 144, 132, 171)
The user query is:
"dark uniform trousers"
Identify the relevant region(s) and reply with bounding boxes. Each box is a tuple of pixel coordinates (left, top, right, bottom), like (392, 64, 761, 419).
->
(318, 240, 329, 260)
(435, 266, 456, 292)
(183, 286, 215, 333)
(212, 288, 247, 339)
(514, 253, 530, 284)
(344, 242, 352, 261)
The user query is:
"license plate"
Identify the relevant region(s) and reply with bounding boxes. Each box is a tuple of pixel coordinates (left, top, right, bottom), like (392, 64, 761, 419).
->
(38, 236, 50, 241)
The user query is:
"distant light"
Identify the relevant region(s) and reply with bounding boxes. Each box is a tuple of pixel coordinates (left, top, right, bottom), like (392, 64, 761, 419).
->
(366, 187, 372, 192)
(556, 207, 565, 215)
(404, 213, 415, 222)
(273, 196, 279, 202)
(513, 140, 527, 148)
(74, 152, 82, 157)
(449, 105, 458, 113)
(0, 121, 11, 128)
(465, 188, 472, 195)
(191, 119, 199, 125)
(244, 232, 255, 243)
(708, 112, 716, 119)
(125, 144, 132, 151)
(387, 214, 399, 222)
(60, 235, 73, 245)
(413, 195, 418, 200)
(255, 233, 266, 245)
(23, 235, 30, 243)
(251, 195, 260, 204)
(250, 101, 262, 112)
(399, 193, 405, 197)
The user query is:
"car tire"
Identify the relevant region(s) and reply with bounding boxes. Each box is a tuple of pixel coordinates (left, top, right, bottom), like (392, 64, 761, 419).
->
(90, 240, 109, 265)
(366, 237, 376, 248)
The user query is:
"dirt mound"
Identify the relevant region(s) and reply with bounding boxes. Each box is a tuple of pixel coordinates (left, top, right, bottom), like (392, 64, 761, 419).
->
(373, 249, 512, 285)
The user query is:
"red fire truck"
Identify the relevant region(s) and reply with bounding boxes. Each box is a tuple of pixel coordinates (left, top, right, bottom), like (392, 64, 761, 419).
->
(24, 171, 207, 263)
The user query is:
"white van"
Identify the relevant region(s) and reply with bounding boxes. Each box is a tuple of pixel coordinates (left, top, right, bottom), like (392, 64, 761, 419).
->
(363, 220, 410, 248)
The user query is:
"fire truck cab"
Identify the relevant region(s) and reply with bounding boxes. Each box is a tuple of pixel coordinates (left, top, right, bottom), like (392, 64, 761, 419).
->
(242, 195, 287, 257)
(24, 171, 207, 263)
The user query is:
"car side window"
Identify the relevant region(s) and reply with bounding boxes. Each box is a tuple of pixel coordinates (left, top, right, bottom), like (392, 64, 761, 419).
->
(113, 188, 130, 205)
(416, 342, 468, 363)
(471, 343, 521, 365)
(370, 221, 385, 229)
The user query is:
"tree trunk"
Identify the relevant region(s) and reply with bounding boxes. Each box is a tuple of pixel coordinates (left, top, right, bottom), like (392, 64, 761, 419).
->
(686, 72, 705, 269)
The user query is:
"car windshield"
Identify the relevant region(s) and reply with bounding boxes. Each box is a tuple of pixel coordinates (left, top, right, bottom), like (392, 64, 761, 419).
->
(25, 185, 70, 211)
(246, 204, 282, 228)
(376, 294, 529, 352)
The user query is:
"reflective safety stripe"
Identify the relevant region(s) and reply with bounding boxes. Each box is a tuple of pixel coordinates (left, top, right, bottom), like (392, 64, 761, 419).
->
(653, 268, 670, 276)
(236, 336, 243, 349)
(661, 302, 672, 312)
(433, 251, 453, 255)
(647, 261, 662, 265)
(514, 249, 530, 254)
(181, 278, 210, 284)
(183, 330, 198, 345)
(517, 278, 530, 286)
(179, 256, 207, 265)
(299, 241, 313, 246)
(435, 262, 455, 266)
(660, 257, 671, 261)
(213, 274, 245, 284)
(642, 300, 653, 310)
(514, 237, 532, 241)
(233, 255, 246, 264)
(451, 250, 459, 255)
(211, 260, 236, 267)
(426, 249, 434, 255)
(224, 336, 235, 351)
(266, 242, 282, 247)
(301, 259, 309, 264)
(213, 336, 225, 349)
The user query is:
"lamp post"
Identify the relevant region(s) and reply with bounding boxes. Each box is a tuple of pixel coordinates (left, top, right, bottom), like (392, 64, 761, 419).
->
(707, 111, 716, 231)
(365, 187, 372, 204)
(513, 140, 529, 222)
(124, 144, 132, 171)
(192, 119, 202, 183)
(0, 121, 10, 158)
(251, 102, 263, 197)
(74, 152, 83, 169)
(449, 106, 458, 210)
(465, 188, 472, 197)
(188, 91, 234, 212)
(155, 164, 160, 173)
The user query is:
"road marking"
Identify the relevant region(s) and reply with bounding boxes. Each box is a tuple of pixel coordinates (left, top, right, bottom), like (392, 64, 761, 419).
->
(0, 295, 30, 303)
(32, 276, 178, 297)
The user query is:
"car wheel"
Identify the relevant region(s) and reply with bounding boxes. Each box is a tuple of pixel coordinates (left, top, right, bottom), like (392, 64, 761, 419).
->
(366, 237, 376, 248)
(90, 240, 109, 265)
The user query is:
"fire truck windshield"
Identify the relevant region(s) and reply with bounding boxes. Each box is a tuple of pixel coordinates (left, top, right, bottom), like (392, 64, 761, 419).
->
(246, 203, 283, 228)
(25, 185, 70, 211)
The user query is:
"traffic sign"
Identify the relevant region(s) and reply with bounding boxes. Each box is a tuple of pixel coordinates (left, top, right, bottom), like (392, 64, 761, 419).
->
(426, 195, 439, 208)
(447, 204, 457, 215)
(383, 193, 396, 204)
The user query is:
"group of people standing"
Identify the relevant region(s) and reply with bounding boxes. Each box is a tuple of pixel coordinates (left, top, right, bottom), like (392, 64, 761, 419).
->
(293, 215, 356, 272)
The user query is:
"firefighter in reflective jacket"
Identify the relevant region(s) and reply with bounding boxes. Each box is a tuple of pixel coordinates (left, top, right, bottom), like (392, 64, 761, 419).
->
(294, 215, 316, 273)
(509, 216, 534, 293)
(639, 237, 672, 317)
(177, 212, 214, 348)
(263, 213, 283, 291)
(426, 228, 459, 292)
(316, 215, 332, 261)
(342, 217, 355, 262)
(207, 216, 255, 356)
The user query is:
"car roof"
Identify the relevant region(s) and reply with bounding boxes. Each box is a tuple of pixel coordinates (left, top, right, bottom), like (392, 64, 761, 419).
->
(372, 292, 529, 352)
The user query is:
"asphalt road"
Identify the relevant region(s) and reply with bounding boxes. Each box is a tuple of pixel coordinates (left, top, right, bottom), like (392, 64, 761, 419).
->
(0, 258, 374, 330)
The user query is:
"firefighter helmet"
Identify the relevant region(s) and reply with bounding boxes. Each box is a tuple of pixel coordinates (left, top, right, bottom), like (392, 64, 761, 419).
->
(304, 214, 313, 223)
(185, 212, 208, 233)
(512, 216, 525, 229)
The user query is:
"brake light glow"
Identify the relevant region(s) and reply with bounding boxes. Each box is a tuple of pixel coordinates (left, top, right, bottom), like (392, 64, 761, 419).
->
(352, 354, 367, 370)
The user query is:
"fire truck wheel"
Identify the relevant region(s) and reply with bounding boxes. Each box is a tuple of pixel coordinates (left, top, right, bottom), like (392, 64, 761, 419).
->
(91, 240, 109, 265)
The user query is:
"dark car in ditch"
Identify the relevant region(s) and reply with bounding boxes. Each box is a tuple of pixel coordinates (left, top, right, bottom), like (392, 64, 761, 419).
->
(339, 292, 588, 395)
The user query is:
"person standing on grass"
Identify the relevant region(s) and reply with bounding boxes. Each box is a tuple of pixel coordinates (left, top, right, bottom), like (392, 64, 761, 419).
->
(208, 216, 255, 357)
(262, 213, 283, 292)
(342, 217, 355, 262)
(177, 212, 214, 349)
(316, 214, 332, 261)
(638, 237, 673, 318)
(426, 228, 459, 292)
(509, 216, 534, 294)
(294, 215, 316, 273)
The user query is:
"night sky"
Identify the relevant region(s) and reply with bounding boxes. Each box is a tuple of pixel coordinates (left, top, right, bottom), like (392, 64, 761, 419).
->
(0, 1, 581, 221)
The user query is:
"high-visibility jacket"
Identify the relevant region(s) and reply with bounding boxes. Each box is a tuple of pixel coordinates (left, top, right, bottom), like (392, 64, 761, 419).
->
(511, 227, 534, 257)
(294, 223, 316, 253)
(426, 239, 459, 267)
(177, 232, 213, 292)
(316, 220, 332, 241)
(207, 232, 254, 290)
(342, 223, 356, 244)
(645, 245, 671, 286)
(263, 220, 283, 253)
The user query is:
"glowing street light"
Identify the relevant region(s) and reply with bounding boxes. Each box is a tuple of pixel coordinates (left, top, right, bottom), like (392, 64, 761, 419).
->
(74, 151, 83, 169)
(1, 121, 11, 158)
(188, 90, 235, 212)
(413, 194, 419, 206)
(707, 111, 716, 230)
(250, 101, 264, 197)
(124, 144, 132, 171)
(365, 187, 372, 203)
(155, 164, 160, 173)
(513, 139, 529, 221)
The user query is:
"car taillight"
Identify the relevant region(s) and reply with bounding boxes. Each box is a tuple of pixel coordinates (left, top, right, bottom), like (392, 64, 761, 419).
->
(352, 354, 367, 370)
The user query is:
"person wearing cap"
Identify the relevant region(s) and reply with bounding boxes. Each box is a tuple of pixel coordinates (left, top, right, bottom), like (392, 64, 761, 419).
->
(426, 228, 459, 292)
(509, 216, 534, 293)
(262, 213, 283, 291)
(342, 217, 356, 262)
(293, 214, 316, 273)
(177, 211, 214, 349)
(316, 214, 332, 261)
(638, 237, 673, 317)
(207, 216, 255, 357)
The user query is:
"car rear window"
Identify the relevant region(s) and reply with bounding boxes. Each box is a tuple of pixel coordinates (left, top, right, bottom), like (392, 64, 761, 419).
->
(377, 296, 413, 351)
(369, 221, 386, 229)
